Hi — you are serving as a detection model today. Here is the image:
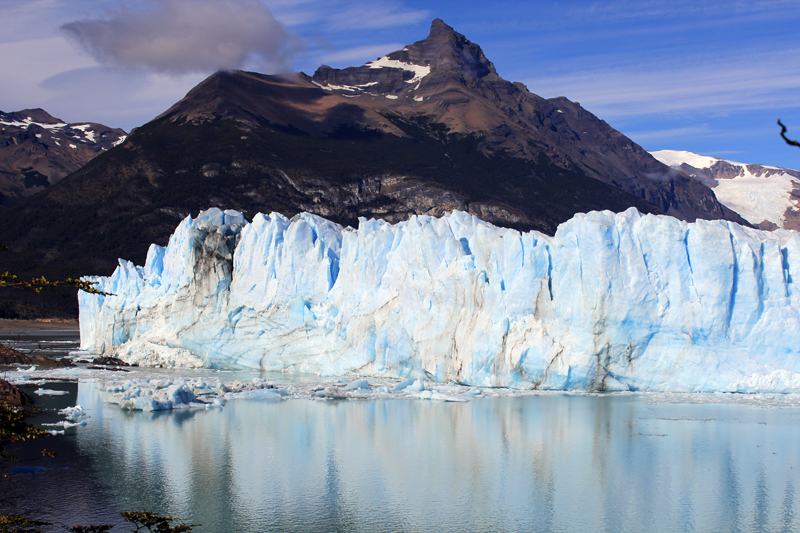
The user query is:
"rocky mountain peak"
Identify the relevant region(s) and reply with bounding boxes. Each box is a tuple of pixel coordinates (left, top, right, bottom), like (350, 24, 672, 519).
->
(3, 108, 63, 125)
(428, 17, 454, 37)
(306, 19, 497, 96)
(401, 18, 496, 79)
(166, 20, 745, 231)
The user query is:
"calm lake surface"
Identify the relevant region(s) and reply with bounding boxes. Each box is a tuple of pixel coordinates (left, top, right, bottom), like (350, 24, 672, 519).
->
(2, 333, 800, 532)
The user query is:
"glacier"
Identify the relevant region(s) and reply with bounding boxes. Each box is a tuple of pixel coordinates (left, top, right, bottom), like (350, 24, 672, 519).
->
(79, 207, 800, 393)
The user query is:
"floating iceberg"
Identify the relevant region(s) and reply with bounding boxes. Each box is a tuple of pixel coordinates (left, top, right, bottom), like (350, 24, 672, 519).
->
(79, 207, 800, 393)
(100, 378, 215, 411)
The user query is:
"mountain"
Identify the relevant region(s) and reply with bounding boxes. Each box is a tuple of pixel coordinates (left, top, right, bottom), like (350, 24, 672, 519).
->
(0, 19, 746, 318)
(302, 21, 741, 224)
(651, 150, 800, 231)
(0, 108, 126, 209)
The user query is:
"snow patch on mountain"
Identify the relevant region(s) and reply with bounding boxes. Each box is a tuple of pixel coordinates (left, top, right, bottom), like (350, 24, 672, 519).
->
(312, 80, 381, 94)
(0, 116, 68, 130)
(365, 56, 431, 84)
(651, 150, 718, 169)
(71, 124, 96, 143)
(1, 113, 125, 148)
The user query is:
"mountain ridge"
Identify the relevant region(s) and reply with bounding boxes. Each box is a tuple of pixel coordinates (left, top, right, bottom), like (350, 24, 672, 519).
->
(0, 108, 126, 209)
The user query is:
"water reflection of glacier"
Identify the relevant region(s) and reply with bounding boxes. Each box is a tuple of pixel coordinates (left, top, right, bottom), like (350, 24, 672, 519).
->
(73, 382, 800, 533)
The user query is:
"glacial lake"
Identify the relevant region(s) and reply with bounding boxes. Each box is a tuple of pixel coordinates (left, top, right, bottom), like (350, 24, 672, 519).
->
(2, 333, 800, 532)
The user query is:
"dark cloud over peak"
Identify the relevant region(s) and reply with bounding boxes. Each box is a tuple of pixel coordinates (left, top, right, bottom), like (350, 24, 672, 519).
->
(61, 0, 300, 74)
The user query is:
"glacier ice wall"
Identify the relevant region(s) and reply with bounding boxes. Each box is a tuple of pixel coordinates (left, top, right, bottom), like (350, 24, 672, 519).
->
(79, 207, 800, 393)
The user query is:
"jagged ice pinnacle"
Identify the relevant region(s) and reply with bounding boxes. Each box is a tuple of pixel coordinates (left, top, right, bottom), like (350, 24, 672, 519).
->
(79, 208, 800, 393)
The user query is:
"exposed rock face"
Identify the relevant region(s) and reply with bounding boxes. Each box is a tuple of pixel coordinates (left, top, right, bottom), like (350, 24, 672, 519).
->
(0, 377, 31, 406)
(0, 20, 746, 318)
(0, 343, 33, 406)
(91, 356, 129, 366)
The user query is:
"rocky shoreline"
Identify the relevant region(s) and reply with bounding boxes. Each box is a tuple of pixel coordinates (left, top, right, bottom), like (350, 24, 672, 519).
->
(0, 375, 31, 406)
(1, 339, 78, 406)
(0, 341, 74, 370)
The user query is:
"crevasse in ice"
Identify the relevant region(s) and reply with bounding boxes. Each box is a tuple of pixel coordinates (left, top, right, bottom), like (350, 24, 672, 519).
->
(79, 207, 800, 393)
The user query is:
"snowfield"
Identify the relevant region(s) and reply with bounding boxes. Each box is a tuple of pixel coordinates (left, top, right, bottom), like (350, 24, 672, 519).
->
(651, 149, 800, 230)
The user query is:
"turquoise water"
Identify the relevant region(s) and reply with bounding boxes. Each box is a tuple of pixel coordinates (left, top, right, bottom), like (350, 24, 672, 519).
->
(4, 379, 800, 533)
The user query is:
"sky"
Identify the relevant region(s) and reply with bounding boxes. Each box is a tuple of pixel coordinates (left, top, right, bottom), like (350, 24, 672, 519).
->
(2, 0, 800, 170)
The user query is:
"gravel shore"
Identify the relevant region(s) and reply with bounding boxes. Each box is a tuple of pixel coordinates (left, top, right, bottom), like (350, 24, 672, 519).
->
(0, 319, 79, 331)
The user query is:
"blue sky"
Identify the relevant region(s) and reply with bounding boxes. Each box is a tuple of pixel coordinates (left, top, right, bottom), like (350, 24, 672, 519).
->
(2, 0, 799, 169)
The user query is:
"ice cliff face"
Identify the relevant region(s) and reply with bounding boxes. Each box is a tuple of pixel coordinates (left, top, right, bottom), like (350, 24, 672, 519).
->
(79, 208, 800, 393)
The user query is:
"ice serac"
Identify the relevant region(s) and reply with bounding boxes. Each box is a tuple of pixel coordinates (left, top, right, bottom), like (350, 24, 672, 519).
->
(79, 207, 800, 393)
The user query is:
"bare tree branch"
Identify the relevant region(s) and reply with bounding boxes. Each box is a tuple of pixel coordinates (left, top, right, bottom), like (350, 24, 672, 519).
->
(778, 119, 800, 148)
(0, 244, 113, 296)
(0, 272, 113, 296)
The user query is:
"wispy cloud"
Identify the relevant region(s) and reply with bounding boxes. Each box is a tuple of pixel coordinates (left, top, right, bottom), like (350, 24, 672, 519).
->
(623, 125, 714, 142)
(61, 0, 301, 74)
(320, 43, 405, 66)
(0, 35, 97, 111)
(0, 0, 65, 42)
(457, 0, 800, 40)
(329, 3, 430, 30)
(562, 0, 800, 23)
(524, 48, 800, 120)
(269, 0, 429, 30)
